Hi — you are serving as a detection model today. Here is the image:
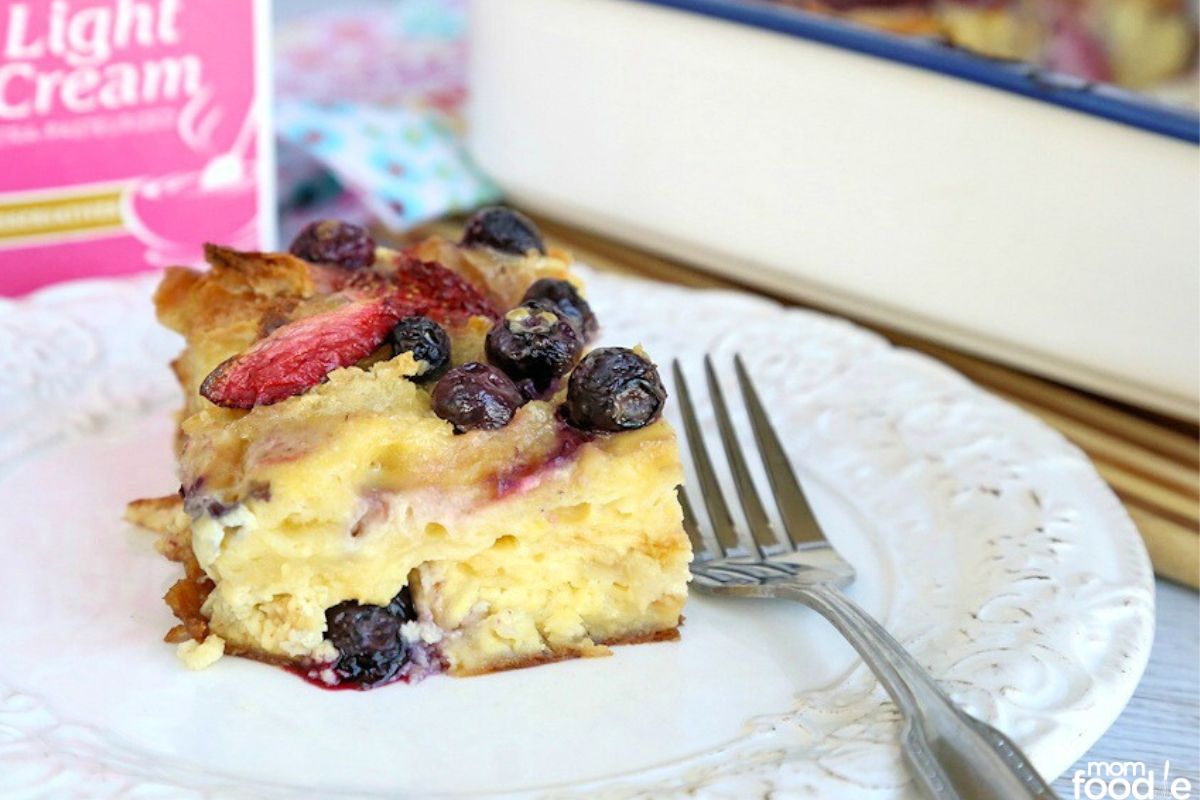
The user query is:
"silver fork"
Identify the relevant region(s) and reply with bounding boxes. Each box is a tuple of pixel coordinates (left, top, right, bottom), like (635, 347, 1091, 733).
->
(673, 356, 1056, 800)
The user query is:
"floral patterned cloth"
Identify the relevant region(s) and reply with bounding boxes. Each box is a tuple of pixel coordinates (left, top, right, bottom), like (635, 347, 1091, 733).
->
(274, 0, 498, 240)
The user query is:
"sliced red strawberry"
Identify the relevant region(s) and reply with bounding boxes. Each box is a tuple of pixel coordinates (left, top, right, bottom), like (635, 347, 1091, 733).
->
(392, 257, 499, 324)
(307, 262, 391, 296)
(200, 259, 497, 408)
(200, 295, 405, 408)
(308, 257, 496, 325)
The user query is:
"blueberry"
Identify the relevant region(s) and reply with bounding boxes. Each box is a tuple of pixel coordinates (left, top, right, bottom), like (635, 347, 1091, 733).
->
(289, 219, 376, 269)
(323, 587, 415, 687)
(432, 362, 525, 433)
(485, 301, 583, 396)
(565, 348, 666, 432)
(522, 278, 597, 340)
(460, 206, 546, 255)
(390, 316, 451, 382)
(386, 586, 415, 619)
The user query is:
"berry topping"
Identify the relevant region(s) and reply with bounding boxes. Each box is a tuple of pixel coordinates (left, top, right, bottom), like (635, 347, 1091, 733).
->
(324, 587, 415, 687)
(289, 220, 376, 269)
(432, 362, 525, 433)
(385, 585, 415, 619)
(522, 278, 598, 340)
(389, 316, 451, 382)
(564, 348, 667, 432)
(200, 256, 498, 408)
(485, 301, 583, 397)
(392, 257, 500, 325)
(200, 295, 406, 408)
(460, 206, 546, 255)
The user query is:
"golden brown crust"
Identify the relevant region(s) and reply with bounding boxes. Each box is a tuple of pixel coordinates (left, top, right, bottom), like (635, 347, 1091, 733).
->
(202, 244, 315, 299)
(153, 267, 204, 333)
(124, 494, 187, 535)
(410, 236, 574, 310)
(451, 625, 683, 678)
(124, 494, 193, 563)
(163, 625, 193, 644)
(162, 547, 214, 643)
(154, 247, 314, 347)
(216, 622, 684, 679)
(221, 642, 300, 668)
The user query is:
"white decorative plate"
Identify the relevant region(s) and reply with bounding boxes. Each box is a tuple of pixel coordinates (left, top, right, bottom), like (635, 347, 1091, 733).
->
(0, 270, 1154, 799)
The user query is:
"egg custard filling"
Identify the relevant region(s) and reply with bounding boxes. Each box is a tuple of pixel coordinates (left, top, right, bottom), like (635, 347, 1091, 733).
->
(126, 209, 691, 688)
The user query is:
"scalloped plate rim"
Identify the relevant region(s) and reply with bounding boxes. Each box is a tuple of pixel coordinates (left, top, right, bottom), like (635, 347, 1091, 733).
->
(0, 269, 1154, 799)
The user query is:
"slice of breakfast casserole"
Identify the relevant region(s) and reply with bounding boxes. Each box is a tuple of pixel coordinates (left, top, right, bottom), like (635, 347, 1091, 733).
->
(126, 208, 691, 688)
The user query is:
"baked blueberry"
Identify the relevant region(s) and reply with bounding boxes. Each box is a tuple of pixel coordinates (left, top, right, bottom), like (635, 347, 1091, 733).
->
(460, 206, 546, 255)
(521, 278, 597, 340)
(565, 348, 666, 432)
(432, 362, 525, 433)
(289, 220, 376, 269)
(390, 316, 451, 382)
(324, 589, 414, 687)
(386, 586, 415, 619)
(485, 301, 583, 396)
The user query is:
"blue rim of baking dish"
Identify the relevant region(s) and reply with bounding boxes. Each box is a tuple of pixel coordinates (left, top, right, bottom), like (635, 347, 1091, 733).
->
(633, 0, 1200, 144)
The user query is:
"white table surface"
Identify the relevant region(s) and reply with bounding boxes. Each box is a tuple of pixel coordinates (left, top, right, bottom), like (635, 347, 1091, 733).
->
(1054, 580, 1200, 795)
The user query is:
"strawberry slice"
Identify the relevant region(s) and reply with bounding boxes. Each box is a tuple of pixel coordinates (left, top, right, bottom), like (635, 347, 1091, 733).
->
(199, 259, 498, 408)
(392, 257, 499, 324)
(200, 295, 405, 408)
(308, 257, 498, 325)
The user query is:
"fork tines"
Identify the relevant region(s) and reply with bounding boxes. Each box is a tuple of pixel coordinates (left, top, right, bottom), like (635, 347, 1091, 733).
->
(672, 356, 825, 564)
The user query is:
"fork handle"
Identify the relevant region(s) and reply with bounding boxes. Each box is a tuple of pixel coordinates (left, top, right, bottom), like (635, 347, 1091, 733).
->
(783, 583, 1057, 800)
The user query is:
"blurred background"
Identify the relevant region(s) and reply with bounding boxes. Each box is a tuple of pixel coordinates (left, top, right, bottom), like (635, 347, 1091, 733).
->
(275, 0, 1199, 413)
(0, 0, 1196, 581)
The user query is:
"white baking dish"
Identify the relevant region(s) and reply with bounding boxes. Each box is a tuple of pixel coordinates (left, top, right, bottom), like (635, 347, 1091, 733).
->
(468, 0, 1199, 419)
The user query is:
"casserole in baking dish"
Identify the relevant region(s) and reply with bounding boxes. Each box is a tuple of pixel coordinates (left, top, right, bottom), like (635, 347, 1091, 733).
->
(469, 0, 1199, 418)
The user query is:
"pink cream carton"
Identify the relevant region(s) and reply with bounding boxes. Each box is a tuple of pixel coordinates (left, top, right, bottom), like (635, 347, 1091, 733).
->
(0, 0, 274, 296)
